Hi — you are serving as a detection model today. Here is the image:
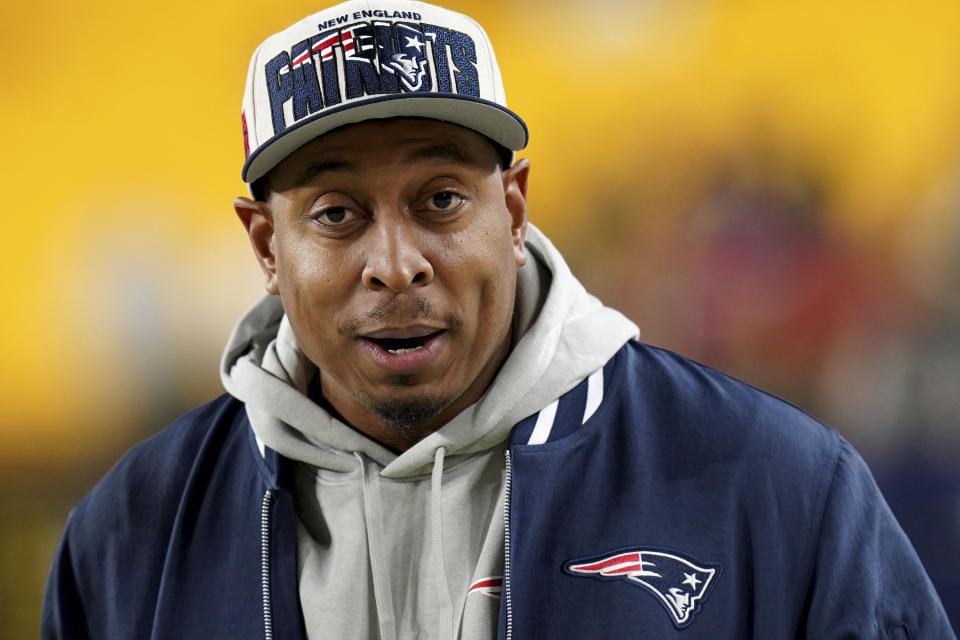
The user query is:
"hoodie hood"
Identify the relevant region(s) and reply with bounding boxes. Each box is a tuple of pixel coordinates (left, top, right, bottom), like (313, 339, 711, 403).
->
(220, 223, 638, 478)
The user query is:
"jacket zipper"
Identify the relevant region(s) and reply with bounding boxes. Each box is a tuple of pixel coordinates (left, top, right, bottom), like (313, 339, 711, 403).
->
(260, 489, 276, 640)
(503, 450, 514, 640)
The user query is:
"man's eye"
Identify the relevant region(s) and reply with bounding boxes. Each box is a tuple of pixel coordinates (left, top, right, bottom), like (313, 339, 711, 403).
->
(425, 191, 464, 212)
(313, 207, 353, 225)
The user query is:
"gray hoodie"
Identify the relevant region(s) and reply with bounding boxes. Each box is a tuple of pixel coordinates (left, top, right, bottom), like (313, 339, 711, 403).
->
(220, 224, 638, 639)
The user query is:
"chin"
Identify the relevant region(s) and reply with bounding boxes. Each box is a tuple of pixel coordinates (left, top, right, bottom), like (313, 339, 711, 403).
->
(354, 388, 455, 433)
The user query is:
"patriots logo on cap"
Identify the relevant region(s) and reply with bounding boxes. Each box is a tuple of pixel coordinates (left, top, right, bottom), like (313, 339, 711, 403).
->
(564, 548, 720, 628)
(380, 23, 429, 91)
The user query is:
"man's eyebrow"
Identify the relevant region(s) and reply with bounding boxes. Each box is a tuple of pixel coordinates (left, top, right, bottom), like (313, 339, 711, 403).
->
(404, 142, 489, 168)
(292, 160, 353, 188)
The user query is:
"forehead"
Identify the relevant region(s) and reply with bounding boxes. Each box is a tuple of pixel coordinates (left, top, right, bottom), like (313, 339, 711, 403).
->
(266, 118, 501, 192)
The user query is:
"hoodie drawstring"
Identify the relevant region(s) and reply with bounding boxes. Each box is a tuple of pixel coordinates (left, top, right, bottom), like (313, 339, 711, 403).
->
(356, 453, 398, 640)
(357, 448, 454, 640)
(355, 448, 454, 640)
(431, 446, 453, 640)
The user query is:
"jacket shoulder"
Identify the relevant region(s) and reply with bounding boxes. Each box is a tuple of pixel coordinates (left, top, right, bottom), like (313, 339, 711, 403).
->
(75, 393, 249, 525)
(44, 394, 256, 638)
(619, 340, 840, 470)
(63, 394, 252, 556)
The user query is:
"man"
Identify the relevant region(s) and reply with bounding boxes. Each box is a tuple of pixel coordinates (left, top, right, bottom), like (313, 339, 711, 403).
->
(43, 1, 954, 638)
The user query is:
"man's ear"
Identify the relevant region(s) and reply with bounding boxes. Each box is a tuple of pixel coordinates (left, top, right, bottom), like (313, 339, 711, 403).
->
(234, 196, 279, 294)
(503, 157, 530, 268)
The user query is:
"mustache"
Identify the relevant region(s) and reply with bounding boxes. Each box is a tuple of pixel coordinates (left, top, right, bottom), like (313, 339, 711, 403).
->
(338, 297, 462, 337)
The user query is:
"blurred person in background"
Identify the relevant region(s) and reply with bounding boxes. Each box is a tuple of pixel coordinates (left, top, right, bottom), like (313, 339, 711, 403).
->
(41, 1, 954, 638)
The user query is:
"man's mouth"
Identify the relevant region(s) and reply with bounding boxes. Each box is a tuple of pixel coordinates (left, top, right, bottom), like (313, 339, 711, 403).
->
(357, 327, 448, 372)
(367, 331, 443, 355)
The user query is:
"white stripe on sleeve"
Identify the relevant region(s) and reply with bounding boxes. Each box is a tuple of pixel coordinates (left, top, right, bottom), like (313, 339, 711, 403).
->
(527, 398, 559, 445)
(582, 368, 604, 424)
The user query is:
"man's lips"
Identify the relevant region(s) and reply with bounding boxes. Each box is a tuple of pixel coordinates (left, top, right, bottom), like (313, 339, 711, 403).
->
(358, 329, 447, 372)
(360, 324, 444, 341)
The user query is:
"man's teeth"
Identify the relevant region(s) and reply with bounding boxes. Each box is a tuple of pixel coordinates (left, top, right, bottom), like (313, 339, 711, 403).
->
(387, 345, 425, 355)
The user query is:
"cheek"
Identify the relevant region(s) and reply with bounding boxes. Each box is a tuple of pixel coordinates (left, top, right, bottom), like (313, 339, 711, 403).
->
(274, 237, 355, 348)
(442, 206, 517, 267)
(277, 222, 364, 291)
(442, 221, 518, 328)
(279, 244, 338, 290)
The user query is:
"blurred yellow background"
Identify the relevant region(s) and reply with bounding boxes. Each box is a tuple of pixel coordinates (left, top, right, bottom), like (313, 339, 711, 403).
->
(3, 0, 959, 635)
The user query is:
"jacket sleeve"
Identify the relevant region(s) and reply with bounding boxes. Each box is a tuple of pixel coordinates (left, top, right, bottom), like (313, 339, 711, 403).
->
(803, 439, 955, 639)
(41, 511, 91, 640)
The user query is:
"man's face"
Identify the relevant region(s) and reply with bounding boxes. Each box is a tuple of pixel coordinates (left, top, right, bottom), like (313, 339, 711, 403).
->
(236, 119, 529, 444)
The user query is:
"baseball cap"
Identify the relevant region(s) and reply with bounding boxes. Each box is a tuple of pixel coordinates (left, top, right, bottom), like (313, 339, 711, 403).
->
(240, 0, 528, 185)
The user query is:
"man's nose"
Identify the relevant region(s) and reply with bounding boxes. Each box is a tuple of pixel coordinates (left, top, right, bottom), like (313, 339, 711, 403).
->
(361, 219, 434, 292)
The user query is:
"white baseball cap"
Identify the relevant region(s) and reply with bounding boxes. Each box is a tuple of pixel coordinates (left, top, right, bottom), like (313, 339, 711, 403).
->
(240, 0, 528, 185)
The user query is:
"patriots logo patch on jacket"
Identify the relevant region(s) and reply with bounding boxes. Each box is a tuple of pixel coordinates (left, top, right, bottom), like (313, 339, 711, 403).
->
(564, 548, 721, 628)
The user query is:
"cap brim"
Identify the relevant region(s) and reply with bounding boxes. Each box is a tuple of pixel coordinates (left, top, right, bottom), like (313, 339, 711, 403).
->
(241, 94, 528, 183)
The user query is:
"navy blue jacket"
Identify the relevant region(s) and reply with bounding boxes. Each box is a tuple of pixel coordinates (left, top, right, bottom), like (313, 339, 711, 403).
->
(42, 342, 955, 638)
